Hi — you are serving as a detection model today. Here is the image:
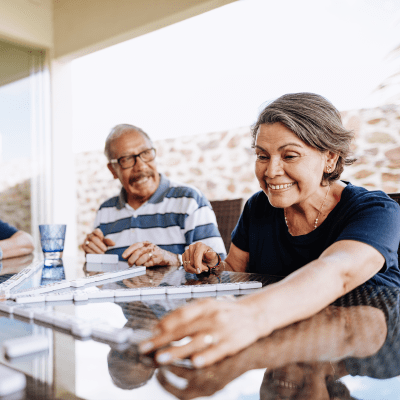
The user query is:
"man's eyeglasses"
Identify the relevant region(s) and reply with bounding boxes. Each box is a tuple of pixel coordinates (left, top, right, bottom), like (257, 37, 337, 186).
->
(110, 148, 156, 169)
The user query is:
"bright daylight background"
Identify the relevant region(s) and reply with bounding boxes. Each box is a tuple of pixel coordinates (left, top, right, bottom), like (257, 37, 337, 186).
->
(72, 0, 400, 154)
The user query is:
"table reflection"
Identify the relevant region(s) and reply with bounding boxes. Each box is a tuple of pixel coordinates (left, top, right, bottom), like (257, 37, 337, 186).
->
(0, 253, 34, 277)
(1, 258, 400, 399)
(130, 284, 398, 399)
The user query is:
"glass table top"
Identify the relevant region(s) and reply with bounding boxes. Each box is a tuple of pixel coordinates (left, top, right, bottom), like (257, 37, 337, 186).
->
(0, 254, 399, 399)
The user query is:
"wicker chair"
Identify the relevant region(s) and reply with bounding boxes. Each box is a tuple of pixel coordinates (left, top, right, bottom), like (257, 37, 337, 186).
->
(387, 193, 400, 266)
(210, 198, 244, 253)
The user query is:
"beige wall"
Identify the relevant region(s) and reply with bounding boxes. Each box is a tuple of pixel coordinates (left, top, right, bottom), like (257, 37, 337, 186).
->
(53, 0, 236, 59)
(0, 0, 235, 60)
(0, 0, 53, 49)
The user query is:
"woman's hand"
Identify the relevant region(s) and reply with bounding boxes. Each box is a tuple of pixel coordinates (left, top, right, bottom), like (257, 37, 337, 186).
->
(138, 297, 269, 368)
(182, 242, 219, 274)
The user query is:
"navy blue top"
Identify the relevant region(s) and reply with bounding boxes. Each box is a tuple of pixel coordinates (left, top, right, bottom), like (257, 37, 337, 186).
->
(0, 219, 18, 241)
(232, 182, 400, 287)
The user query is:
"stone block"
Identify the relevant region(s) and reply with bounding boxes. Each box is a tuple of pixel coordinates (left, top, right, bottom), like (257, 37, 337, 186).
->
(367, 132, 396, 144)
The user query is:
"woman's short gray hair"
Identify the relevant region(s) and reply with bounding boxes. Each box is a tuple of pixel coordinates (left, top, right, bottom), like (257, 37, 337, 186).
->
(251, 93, 356, 183)
(104, 124, 153, 161)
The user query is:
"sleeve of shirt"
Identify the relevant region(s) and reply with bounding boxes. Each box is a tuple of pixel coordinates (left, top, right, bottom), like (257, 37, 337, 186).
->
(0, 220, 18, 240)
(335, 193, 400, 272)
(93, 209, 101, 230)
(183, 195, 227, 259)
(231, 197, 251, 253)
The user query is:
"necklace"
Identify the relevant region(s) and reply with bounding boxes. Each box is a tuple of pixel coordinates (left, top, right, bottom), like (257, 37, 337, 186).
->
(284, 184, 330, 234)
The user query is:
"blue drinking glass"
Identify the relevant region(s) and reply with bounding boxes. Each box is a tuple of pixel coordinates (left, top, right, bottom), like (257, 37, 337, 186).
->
(39, 224, 66, 267)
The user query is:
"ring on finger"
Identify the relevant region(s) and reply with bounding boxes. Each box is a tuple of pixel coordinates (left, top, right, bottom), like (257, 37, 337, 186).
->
(148, 252, 153, 259)
(203, 334, 217, 345)
(183, 260, 191, 265)
(85, 240, 90, 246)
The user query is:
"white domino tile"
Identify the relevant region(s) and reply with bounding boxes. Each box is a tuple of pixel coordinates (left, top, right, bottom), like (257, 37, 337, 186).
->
(11, 280, 71, 298)
(70, 274, 107, 287)
(140, 287, 166, 295)
(15, 294, 46, 304)
(0, 302, 16, 314)
(101, 254, 119, 264)
(73, 291, 89, 301)
(191, 291, 217, 298)
(91, 324, 133, 343)
(45, 291, 74, 302)
(166, 286, 192, 294)
(86, 254, 103, 263)
(114, 288, 141, 297)
(70, 266, 146, 288)
(239, 281, 262, 289)
(50, 314, 77, 330)
(191, 284, 217, 292)
(0, 364, 26, 395)
(2, 335, 49, 358)
(0, 261, 41, 296)
(129, 329, 155, 344)
(86, 254, 119, 264)
(87, 289, 115, 299)
(216, 283, 240, 291)
(33, 312, 54, 324)
(71, 323, 92, 337)
(13, 307, 38, 319)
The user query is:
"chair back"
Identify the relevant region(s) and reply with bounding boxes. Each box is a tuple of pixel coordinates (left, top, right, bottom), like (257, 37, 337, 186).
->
(210, 198, 244, 253)
(387, 193, 400, 266)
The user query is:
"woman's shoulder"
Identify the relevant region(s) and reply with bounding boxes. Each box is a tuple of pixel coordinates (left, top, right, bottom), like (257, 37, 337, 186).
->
(245, 190, 273, 210)
(340, 181, 400, 212)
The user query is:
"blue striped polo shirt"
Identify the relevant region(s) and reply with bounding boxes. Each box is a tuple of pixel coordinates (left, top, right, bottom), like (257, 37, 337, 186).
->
(94, 174, 226, 260)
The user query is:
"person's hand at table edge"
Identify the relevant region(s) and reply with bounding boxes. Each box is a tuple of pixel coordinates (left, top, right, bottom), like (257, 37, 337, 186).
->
(122, 241, 181, 267)
(83, 228, 115, 254)
(182, 242, 221, 274)
(138, 297, 269, 369)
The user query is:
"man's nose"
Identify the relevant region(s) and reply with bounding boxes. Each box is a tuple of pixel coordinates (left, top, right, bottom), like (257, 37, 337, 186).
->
(133, 156, 148, 169)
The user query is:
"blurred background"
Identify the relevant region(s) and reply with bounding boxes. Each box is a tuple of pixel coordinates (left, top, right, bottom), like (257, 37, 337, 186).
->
(1, 0, 400, 264)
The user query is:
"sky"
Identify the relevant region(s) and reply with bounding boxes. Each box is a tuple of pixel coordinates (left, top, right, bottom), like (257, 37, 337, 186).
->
(70, 0, 400, 152)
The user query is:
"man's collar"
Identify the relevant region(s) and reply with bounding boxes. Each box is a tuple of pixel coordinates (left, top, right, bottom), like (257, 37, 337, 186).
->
(116, 173, 170, 210)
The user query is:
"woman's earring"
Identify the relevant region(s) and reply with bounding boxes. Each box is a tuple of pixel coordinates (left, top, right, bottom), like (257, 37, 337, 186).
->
(326, 166, 332, 173)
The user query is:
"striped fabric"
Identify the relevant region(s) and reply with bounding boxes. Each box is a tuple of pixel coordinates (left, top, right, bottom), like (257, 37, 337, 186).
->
(94, 174, 226, 261)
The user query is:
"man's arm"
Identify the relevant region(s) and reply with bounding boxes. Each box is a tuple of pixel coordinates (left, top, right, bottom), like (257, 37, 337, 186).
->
(0, 231, 34, 259)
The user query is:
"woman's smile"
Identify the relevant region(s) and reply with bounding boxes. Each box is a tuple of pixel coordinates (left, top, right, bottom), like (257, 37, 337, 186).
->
(268, 182, 295, 191)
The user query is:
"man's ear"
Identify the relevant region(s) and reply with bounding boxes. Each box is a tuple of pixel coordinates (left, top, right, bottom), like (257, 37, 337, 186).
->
(107, 163, 119, 179)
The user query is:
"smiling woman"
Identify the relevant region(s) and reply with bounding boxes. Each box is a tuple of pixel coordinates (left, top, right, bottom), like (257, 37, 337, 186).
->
(138, 92, 400, 369)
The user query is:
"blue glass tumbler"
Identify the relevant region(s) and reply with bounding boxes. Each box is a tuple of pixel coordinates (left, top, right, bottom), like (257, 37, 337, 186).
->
(39, 224, 66, 267)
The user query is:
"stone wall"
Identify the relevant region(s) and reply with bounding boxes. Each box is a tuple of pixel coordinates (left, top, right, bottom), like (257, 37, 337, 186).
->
(0, 105, 399, 255)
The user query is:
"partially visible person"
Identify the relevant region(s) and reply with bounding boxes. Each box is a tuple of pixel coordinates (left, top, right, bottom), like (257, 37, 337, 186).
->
(83, 124, 226, 267)
(138, 92, 400, 368)
(0, 220, 34, 260)
(157, 284, 397, 399)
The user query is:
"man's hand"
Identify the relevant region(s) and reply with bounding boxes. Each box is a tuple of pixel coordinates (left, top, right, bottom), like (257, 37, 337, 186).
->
(83, 228, 115, 254)
(122, 241, 180, 267)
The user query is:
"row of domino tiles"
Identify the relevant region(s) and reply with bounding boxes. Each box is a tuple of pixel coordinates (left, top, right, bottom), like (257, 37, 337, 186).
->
(9, 281, 262, 303)
(0, 301, 153, 344)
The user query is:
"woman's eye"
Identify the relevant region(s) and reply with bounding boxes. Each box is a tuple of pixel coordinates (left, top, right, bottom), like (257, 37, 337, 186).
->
(284, 154, 298, 160)
(256, 154, 269, 161)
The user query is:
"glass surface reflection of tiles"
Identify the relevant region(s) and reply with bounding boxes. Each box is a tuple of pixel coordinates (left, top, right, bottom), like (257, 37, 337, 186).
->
(0, 256, 400, 399)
